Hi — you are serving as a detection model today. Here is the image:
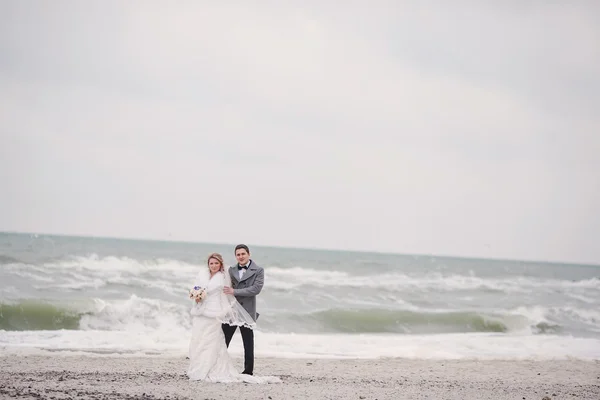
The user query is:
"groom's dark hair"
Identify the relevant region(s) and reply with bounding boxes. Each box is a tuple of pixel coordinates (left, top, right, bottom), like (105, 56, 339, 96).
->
(235, 244, 250, 254)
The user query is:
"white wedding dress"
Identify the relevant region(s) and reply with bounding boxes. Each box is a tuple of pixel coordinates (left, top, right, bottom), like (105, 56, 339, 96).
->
(187, 269, 280, 384)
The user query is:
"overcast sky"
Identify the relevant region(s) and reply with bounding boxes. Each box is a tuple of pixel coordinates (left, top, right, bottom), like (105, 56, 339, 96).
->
(1, 1, 599, 264)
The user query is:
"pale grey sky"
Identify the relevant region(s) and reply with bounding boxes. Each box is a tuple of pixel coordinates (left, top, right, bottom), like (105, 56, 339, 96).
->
(1, 1, 599, 264)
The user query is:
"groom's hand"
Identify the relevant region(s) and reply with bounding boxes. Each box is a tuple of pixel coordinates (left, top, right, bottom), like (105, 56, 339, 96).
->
(223, 286, 234, 295)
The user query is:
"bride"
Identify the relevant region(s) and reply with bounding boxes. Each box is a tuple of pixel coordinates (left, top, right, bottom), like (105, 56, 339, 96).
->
(187, 253, 280, 384)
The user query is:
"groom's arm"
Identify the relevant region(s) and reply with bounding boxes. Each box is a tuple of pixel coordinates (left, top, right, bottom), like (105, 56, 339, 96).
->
(234, 268, 264, 297)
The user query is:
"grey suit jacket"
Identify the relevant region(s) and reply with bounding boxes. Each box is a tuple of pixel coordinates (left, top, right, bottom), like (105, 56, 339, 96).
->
(228, 260, 264, 321)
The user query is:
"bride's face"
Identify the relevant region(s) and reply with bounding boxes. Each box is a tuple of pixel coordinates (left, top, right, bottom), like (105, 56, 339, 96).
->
(208, 258, 222, 274)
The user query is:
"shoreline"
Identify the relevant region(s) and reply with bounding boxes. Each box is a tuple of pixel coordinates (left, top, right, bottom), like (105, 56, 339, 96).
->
(1, 353, 599, 399)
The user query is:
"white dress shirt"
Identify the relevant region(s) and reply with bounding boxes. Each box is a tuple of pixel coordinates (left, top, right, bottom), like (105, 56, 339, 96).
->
(238, 260, 251, 280)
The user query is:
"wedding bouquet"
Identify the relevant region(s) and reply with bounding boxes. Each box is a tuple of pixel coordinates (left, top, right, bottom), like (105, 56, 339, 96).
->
(189, 286, 207, 303)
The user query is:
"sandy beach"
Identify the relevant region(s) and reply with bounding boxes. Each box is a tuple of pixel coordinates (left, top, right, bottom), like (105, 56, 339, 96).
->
(0, 353, 598, 400)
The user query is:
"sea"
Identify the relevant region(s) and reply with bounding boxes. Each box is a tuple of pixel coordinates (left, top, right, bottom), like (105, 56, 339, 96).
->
(1, 232, 599, 360)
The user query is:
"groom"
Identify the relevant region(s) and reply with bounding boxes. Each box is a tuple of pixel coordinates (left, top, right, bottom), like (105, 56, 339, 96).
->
(222, 244, 264, 375)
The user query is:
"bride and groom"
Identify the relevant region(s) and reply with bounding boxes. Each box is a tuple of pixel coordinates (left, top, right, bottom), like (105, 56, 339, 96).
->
(187, 244, 280, 384)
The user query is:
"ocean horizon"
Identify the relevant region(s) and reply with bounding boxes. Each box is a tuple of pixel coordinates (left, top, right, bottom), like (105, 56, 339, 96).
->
(1, 231, 599, 360)
(3, 230, 598, 267)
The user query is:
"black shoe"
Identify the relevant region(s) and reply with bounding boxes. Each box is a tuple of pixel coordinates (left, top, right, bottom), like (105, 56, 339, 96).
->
(241, 371, 253, 376)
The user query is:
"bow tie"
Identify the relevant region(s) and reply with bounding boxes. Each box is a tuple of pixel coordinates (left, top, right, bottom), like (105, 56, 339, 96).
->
(237, 265, 249, 270)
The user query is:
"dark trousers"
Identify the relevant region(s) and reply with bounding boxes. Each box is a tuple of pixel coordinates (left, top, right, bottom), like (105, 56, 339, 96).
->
(222, 323, 254, 375)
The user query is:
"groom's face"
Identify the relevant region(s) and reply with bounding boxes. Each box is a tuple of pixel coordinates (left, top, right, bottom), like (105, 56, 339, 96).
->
(235, 249, 250, 266)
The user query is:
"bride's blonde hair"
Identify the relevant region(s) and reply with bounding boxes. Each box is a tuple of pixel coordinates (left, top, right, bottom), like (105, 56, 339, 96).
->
(207, 253, 225, 272)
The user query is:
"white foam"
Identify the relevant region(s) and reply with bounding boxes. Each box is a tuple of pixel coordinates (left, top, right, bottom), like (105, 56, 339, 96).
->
(10, 255, 202, 293)
(78, 295, 191, 333)
(43, 255, 198, 279)
(567, 293, 598, 304)
(267, 268, 600, 293)
(7, 256, 600, 298)
(2, 291, 599, 360)
(6, 270, 55, 283)
(0, 286, 19, 296)
(561, 306, 600, 328)
(254, 332, 600, 360)
(508, 304, 600, 330)
(508, 306, 550, 323)
(2, 330, 599, 360)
